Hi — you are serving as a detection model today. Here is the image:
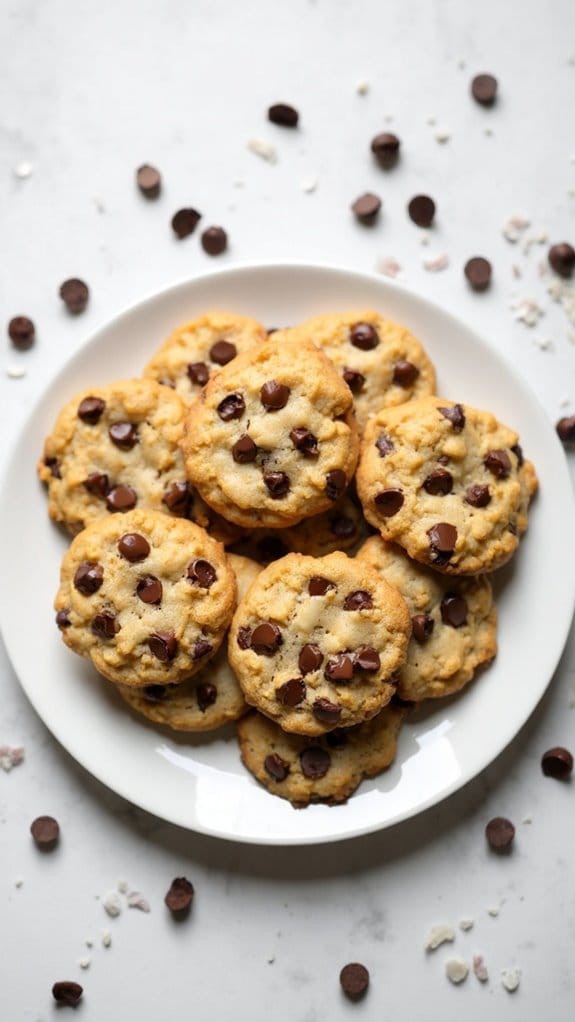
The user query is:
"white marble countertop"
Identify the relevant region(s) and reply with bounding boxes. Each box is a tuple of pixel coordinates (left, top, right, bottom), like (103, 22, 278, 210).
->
(1, 1, 574, 1018)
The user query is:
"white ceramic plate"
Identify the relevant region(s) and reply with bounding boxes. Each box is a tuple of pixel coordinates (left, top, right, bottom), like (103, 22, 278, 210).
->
(1, 263, 574, 845)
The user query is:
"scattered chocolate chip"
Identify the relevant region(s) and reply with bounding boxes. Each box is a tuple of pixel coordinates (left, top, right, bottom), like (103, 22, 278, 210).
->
(374, 488, 404, 515)
(8, 315, 35, 350)
(196, 682, 217, 711)
(351, 192, 382, 224)
(59, 278, 89, 314)
(56, 609, 71, 630)
(210, 339, 237, 365)
(30, 815, 59, 849)
(136, 575, 163, 605)
(408, 194, 435, 228)
(511, 443, 524, 467)
(187, 559, 217, 588)
(255, 534, 288, 562)
(290, 427, 319, 456)
(165, 876, 194, 914)
(325, 654, 355, 681)
(350, 322, 379, 350)
(427, 522, 457, 559)
(343, 367, 365, 393)
(237, 626, 252, 650)
(313, 698, 342, 724)
(109, 421, 138, 450)
(330, 515, 356, 539)
(299, 644, 324, 674)
(264, 471, 290, 497)
(326, 470, 347, 501)
(143, 685, 168, 702)
(340, 962, 370, 1002)
(548, 243, 575, 279)
(464, 256, 492, 292)
(354, 646, 381, 671)
(136, 164, 161, 198)
(440, 593, 468, 627)
(556, 415, 575, 444)
(52, 981, 83, 1007)
(439, 403, 466, 431)
(471, 73, 498, 106)
(187, 361, 210, 386)
(192, 640, 213, 660)
(91, 612, 120, 639)
(162, 480, 191, 515)
(412, 613, 434, 642)
(541, 746, 573, 779)
(485, 816, 515, 852)
(201, 226, 227, 256)
(77, 396, 105, 424)
(277, 678, 307, 706)
(232, 434, 258, 463)
(217, 393, 245, 421)
(465, 484, 491, 507)
(84, 472, 109, 498)
(392, 360, 420, 387)
(371, 132, 400, 169)
(74, 561, 103, 595)
(299, 746, 331, 779)
(344, 590, 373, 611)
(375, 432, 394, 457)
(265, 753, 290, 781)
(261, 380, 291, 410)
(268, 102, 299, 127)
(251, 622, 282, 655)
(148, 632, 178, 662)
(423, 469, 453, 496)
(171, 207, 201, 238)
(484, 449, 511, 479)
(309, 576, 335, 596)
(106, 484, 137, 511)
(44, 456, 61, 479)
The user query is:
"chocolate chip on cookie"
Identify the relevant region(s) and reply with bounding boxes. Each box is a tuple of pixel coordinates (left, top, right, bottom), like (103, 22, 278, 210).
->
(264, 753, 290, 780)
(74, 561, 104, 595)
(350, 322, 379, 350)
(300, 746, 331, 778)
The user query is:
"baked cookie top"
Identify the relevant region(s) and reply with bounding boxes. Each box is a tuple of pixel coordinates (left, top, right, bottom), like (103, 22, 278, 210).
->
(356, 396, 538, 575)
(356, 537, 497, 701)
(237, 701, 405, 806)
(273, 310, 436, 430)
(228, 551, 411, 735)
(143, 311, 267, 402)
(182, 337, 360, 529)
(55, 509, 236, 687)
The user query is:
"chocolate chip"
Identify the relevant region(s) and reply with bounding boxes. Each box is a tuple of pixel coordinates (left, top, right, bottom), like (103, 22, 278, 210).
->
(165, 876, 194, 914)
(171, 207, 201, 239)
(143, 685, 168, 702)
(84, 472, 109, 498)
(374, 488, 404, 515)
(351, 192, 382, 224)
(196, 682, 217, 711)
(423, 469, 453, 495)
(464, 256, 492, 292)
(541, 746, 573, 779)
(268, 102, 299, 127)
(371, 132, 400, 169)
(309, 576, 335, 596)
(117, 534, 150, 565)
(187, 361, 210, 386)
(485, 816, 515, 852)
(148, 632, 178, 661)
(264, 471, 290, 498)
(290, 427, 319, 456)
(217, 393, 245, 421)
(343, 367, 365, 393)
(136, 164, 161, 198)
(8, 315, 35, 350)
(261, 380, 291, 410)
(201, 226, 227, 256)
(408, 194, 435, 228)
(74, 561, 103, 595)
(52, 982, 83, 1007)
(392, 360, 420, 387)
(375, 432, 394, 457)
(56, 609, 71, 630)
(265, 753, 290, 781)
(299, 644, 324, 674)
(484, 449, 511, 479)
(109, 422, 138, 450)
(350, 322, 378, 350)
(465, 484, 491, 507)
(556, 415, 575, 444)
(91, 612, 120, 639)
(193, 640, 213, 660)
(106, 484, 137, 511)
(344, 590, 373, 611)
(313, 698, 342, 724)
(353, 646, 380, 671)
(255, 535, 288, 563)
(331, 515, 356, 539)
(548, 243, 575, 279)
(439, 403, 466, 431)
(440, 593, 468, 627)
(77, 396, 106, 424)
(237, 626, 252, 649)
(162, 480, 191, 515)
(511, 443, 524, 467)
(187, 558, 217, 588)
(276, 677, 306, 706)
(471, 73, 498, 106)
(137, 575, 163, 605)
(44, 456, 61, 479)
(411, 613, 434, 642)
(232, 434, 258, 463)
(30, 815, 59, 849)
(340, 962, 369, 1002)
(210, 339, 237, 365)
(251, 622, 282, 655)
(325, 654, 355, 681)
(427, 522, 457, 559)
(299, 746, 331, 779)
(326, 470, 347, 501)
(59, 278, 89, 314)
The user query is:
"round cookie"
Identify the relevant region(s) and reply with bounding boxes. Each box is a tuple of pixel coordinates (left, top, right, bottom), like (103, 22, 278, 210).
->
(273, 311, 436, 430)
(237, 701, 406, 806)
(143, 311, 267, 402)
(54, 509, 236, 687)
(356, 396, 538, 575)
(231, 495, 370, 564)
(228, 551, 411, 735)
(356, 537, 497, 700)
(181, 337, 360, 529)
(116, 554, 260, 729)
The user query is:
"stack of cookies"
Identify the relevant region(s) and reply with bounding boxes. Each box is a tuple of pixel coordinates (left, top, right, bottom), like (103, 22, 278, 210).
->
(39, 309, 537, 807)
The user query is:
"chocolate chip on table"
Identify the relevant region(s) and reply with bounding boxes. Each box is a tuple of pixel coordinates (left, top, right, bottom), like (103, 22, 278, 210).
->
(165, 876, 194, 915)
(148, 632, 178, 662)
(162, 480, 191, 514)
(136, 575, 163, 605)
(313, 698, 341, 724)
(464, 256, 492, 292)
(56, 609, 71, 629)
(201, 226, 227, 256)
(265, 753, 290, 781)
(196, 682, 217, 711)
(439, 403, 466, 431)
(91, 612, 120, 639)
(209, 340, 237, 366)
(52, 981, 83, 1007)
(471, 73, 498, 106)
(261, 380, 291, 410)
(326, 470, 347, 501)
(331, 514, 356, 539)
(290, 428, 319, 456)
(251, 622, 283, 655)
(351, 192, 382, 224)
(412, 613, 434, 642)
(118, 532, 150, 562)
(106, 484, 137, 511)
(84, 472, 109, 498)
(109, 422, 138, 450)
(299, 746, 331, 779)
(427, 522, 457, 560)
(187, 361, 210, 386)
(217, 393, 245, 421)
(59, 278, 89, 314)
(264, 471, 290, 497)
(187, 558, 217, 588)
(343, 590, 373, 611)
(277, 677, 307, 706)
(465, 483, 491, 507)
(556, 415, 575, 444)
(541, 746, 573, 779)
(350, 322, 379, 350)
(74, 561, 103, 595)
(171, 208, 201, 239)
(343, 367, 365, 393)
(77, 396, 106, 424)
(485, 816, 515, 852)
(308, 576, 335, 596)
(340, 962, 370, 1002)
(423, 469, 453, 496)
(136, 164, 161, 198)
(354, 646, 380, 671)
(371, 132, 400, 169)
(440, 593, 468, 628)
(408, 194, 435, 228)
(325, 654, 355, 681)
(8, 315, 35, 350)
(548, 243, 575, 279)
(232, 434, 258, 463)
(30, 815, 60, 849)
(375, 488, 404, 515)
(193, 639, 213, 660)
(392, 360, 419, 387)
(375, 433, 394, 457)
(484, 449, 511, 478)
(299, 644, 324, 674)
(44, 456, 61, 478)
(268, 102, 299, 127)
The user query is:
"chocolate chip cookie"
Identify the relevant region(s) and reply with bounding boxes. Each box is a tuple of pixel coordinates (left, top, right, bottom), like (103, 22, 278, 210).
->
(182, 337, 360, 529)
(237, 701, 405, 806)
(356, 396, 538, 574)
(356, 537, 497, 700)
(228, 551, 411, 735)
(55, 509, 236, 687)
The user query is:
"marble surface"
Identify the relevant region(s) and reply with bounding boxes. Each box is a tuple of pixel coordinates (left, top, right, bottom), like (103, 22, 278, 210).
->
(1, 0, 575, 1018)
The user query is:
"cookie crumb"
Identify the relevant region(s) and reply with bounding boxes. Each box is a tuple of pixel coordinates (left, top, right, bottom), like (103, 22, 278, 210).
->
(247, 138, 278, 163)
(510, 296, 544, 327)
(484, 127, 494, 137)
(445, 958, 469, 984)
(78, 957, 91, 970)
(501, 967, 521, 992)
(127, 891, 150, 912)
(487, 905, 500, 917)
(473, 955, 489, 982)
(13, 160, 33, 179)
(102, 891, 122, 918)
(101, 931, 112, 948)
(533, 336, 553, 351)
(356, 80, 370, 95)
(0, 745, 25, 771)
(376, 257, 402, 279)
(423, 253, 449, 272)
(502, 215, 530, 243)
(14, 877, 24, 888)
(117, 880, 129, 893)
(459, 918, 474, 932)
(5, 366, 27, 379)
(547, 277, 575, 326)
(84, 938, 93, 949)
(301, 176, 318, 193)
(434, 129, 451, 144)
(522, 814, 533, 824)
(425, 924, 456, 950)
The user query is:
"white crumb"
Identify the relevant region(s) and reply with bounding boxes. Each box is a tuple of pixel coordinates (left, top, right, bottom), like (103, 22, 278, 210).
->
(487, 905, 500, 917)
(117, 880, 129, 894)
(559, 396, 571, 407)
(356, 80, 369, 95)
(102, 892, 122, 918)
(434, 129, 451, 144)
(473, 955, 489, 982)
(501, 967, 521, 992)
(13, 160, 33, 179)
(85, 939, 93, 949)
(425, 924, 456, 950)
(445, 959, 469, 984)
(300, 176, 318, 193)
(427, 116, 437, 126)
(459, 918, 474, 932)
(267, 956, 276, 964)
(14, 878, 24, 888)
(457, 59, 466, 69)
(547, 277, 575, 326)
(484, 127, 494, 137)
(247, 138, 278, 163)
(101, 931, 112, 948)
(522, 229, 549, 256)
(502, 215, 531, 243)
(0, 745, 25, 771)
(78, 957, 91, 970)
(127, 891, 150, 912)
(376, 257, 402, 279)
(522, 814, 533, 824)
(5, 366, 27, 380)
(510, 296, 544, 327)
(423, 252, 449, 272)
(533, 336, 553, 350)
